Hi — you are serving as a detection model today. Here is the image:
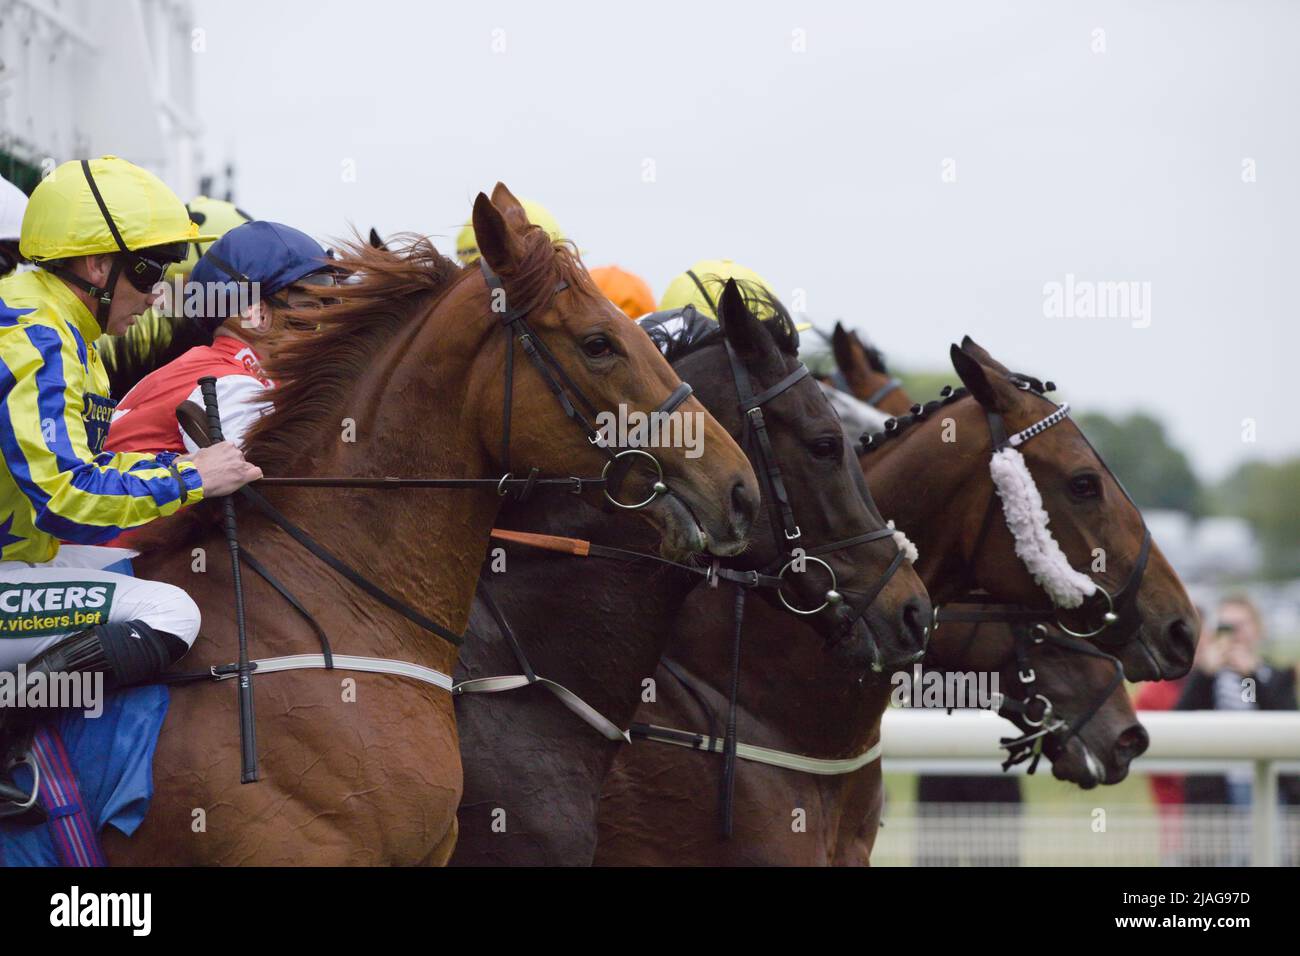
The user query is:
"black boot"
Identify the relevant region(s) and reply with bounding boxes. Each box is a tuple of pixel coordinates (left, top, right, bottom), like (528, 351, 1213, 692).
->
(0, 622, 189, 822)
(0, 697, 45, 825)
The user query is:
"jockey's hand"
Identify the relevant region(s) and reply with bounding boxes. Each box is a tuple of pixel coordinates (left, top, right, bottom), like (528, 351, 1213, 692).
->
(184, 442, 263, 497)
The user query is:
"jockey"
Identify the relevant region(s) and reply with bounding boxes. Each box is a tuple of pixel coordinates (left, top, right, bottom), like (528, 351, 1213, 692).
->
(590, 265, 655, 320)
(96, 196, 254, 398)
(108, 220, 334, 456)
(0, 175, 27, 278)
(0, 157, 262, 816)
(455, 197, 564, 266)
(166, 195, 255, 284)
(659, 259, 782, 320)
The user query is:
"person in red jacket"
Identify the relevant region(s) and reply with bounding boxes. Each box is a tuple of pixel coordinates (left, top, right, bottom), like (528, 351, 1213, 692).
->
(1134, 666, 1188, 865)
(108, 220, 335, 455)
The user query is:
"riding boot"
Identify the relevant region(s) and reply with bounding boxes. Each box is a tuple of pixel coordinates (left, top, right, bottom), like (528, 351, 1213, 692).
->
(0, 621, 189, 822)
(0, 693, 45, 824)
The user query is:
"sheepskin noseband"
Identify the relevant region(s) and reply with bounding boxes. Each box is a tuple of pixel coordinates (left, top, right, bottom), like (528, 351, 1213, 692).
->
(988, 402, 1097, 609)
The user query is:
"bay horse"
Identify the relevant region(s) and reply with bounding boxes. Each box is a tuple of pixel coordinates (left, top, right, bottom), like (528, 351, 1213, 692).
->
(449, 283, 930, 865)
(98, 184, 759, 865)
(594, 337, 1190, 864)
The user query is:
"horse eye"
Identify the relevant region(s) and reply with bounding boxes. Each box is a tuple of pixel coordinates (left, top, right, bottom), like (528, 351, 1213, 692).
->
(582, 335, 613, 358)
(1069, 473, 1101, 499)
(811, 437, 841, 460)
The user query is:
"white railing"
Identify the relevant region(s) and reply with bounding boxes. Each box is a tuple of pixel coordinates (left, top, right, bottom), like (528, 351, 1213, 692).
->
(878, 710, 1300, 866)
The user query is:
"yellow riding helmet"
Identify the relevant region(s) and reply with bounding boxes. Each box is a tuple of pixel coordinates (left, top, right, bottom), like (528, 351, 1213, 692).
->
(19, 156, 214, 262)
(455, 198, 565, 266)
(166, 195, 254, 281)
(659, 259, 777, 319)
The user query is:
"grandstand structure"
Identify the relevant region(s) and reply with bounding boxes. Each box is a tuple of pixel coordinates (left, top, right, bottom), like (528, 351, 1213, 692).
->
(0, 0, 202, 195)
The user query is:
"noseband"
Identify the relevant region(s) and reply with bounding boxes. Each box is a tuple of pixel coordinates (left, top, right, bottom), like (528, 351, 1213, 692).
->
(946, 376, 1152, 647)
(721, 339, 904, 625)
(929, 609, 1125, 774)
(480, 258, 692, 509)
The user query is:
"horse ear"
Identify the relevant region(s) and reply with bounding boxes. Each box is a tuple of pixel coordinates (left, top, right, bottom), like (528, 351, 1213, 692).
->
(959, 335, 1012, 375)
(473, 192, 525, 274)
(368, 227, 384, 250)
(831, 322, 856, 376)
(951, 343, 1008, 411)
(489, 183, 530, 230)
(717, 279, 771, 362)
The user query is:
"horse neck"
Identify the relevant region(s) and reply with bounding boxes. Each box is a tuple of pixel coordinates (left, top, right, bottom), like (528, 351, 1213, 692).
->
(239, 298, 501, 670)
(485, 493, 702, 724)
(860, 408, 990, 605)
(665, 586, 885, 757)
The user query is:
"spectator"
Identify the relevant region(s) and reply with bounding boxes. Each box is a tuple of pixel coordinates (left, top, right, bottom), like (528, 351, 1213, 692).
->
(1176, 595, 1300, 864)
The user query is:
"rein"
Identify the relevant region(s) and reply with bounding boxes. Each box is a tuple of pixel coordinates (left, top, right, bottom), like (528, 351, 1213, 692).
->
(929, 605, 1125, 772)
(179, 252, 698, 784)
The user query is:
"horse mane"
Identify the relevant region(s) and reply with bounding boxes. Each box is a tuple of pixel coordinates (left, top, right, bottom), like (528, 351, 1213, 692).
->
(857, 367, 1056, 454)
(653, 281, 799, 363)
(857, 386, 970, 453)
(241, 233, 465, 474)
(129, 221, 592, 552)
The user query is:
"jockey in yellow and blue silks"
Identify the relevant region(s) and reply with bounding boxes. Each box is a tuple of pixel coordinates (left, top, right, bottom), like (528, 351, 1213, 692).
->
(0, 156, 263, 819)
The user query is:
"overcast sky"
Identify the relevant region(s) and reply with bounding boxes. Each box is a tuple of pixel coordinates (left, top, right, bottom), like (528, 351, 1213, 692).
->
(194, 0, 1298, 480)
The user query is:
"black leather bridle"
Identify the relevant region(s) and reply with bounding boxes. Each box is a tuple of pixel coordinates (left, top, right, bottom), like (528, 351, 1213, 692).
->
(675, 335, 910, 837)
(924, 375, 1155, 772)
(929, 608, 1125, 774)
(479, 257, 694, 509)
(936, 377, 1152, 650)
(721, 338, 905, 623)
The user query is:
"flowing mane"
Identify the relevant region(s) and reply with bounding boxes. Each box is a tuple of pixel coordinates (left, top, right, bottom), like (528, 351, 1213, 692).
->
(245, 224, 596, 476)
(243, 234, 463, 474)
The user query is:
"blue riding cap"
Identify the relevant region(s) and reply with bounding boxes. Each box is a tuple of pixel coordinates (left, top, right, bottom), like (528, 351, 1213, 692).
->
(189, 220, 331, 334)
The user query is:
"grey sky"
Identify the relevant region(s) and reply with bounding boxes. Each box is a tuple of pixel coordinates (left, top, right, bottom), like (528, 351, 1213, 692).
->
(194, 0, 1298, 479)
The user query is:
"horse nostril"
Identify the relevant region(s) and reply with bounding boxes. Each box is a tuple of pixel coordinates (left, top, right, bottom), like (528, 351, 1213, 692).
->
(1115, 723, 1150, 762)
(901, 598, 930, 651)
(730, 479, 758, 536)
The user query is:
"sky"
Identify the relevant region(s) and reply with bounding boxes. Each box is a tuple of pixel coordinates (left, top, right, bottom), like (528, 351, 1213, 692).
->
(193, 0, 1299, 480)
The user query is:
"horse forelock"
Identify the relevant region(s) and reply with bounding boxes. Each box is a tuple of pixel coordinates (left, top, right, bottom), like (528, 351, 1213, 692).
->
(494, 224, 603, 325)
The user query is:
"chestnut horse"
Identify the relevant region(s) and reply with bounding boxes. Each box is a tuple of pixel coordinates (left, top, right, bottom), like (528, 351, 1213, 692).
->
(100, 185, 758, 865)
(594, 337, 1192, 864)
(450, 284, 930, 865)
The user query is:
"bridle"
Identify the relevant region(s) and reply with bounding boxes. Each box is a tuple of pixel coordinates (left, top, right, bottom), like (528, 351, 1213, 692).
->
(721, 338, 906, 624)
(926, 374, 1153, 772)
(645, 330, 910, 837)
(937, 376, 1152, 647)
(235, 256, 698, 651)
(928, 610, 1125, 775)
(479, 257, 693, 510)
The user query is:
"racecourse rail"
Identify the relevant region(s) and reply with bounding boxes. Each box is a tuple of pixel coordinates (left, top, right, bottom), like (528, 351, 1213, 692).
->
(880, 710, 1300, 866)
